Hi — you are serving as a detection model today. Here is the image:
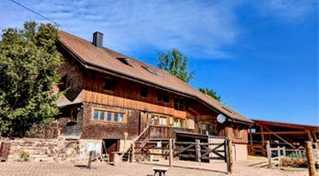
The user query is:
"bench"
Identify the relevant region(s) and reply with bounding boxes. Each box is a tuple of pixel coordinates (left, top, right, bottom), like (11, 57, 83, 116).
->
(153, 167, 168, 176)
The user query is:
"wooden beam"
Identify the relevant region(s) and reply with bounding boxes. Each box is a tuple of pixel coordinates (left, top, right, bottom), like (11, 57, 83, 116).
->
(263, 126, 295, 149)
(306, 129, 314, 142)
(261, 125, 265, 146)
(252, 131, 306, 135)
(266, 141, 271, 168)
(255, 121, 318, 130)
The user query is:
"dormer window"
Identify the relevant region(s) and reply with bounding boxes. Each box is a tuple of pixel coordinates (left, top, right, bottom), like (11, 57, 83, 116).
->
(117, 57, 132, 67)
(103, 77, 116, 91)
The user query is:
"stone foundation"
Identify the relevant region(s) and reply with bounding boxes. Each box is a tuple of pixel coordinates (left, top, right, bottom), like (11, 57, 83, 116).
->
(0, 137, 79, 162)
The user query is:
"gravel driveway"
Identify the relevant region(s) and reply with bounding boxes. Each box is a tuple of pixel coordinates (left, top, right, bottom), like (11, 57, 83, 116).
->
(0, 160, 309, 176)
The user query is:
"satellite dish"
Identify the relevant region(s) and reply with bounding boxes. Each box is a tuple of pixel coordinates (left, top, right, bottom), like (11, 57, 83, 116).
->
(217, 114, 227, 124)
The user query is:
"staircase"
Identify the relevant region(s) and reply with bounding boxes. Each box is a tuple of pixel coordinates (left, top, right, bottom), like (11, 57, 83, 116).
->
(122, 125, 172, 162)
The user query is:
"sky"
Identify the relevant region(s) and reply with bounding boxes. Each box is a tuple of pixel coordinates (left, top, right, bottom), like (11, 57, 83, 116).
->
(0, 0, 318, 125)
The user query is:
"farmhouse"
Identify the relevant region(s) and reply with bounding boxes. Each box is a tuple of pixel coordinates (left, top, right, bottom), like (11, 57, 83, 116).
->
(55, 31, 252, 162)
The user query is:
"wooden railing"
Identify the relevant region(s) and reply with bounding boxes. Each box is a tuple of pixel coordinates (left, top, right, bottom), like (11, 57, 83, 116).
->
(148, 125, 197, 139)
(149, 125, 173, 139)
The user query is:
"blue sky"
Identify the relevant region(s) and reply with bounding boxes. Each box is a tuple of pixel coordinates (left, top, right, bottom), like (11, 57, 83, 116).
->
(0, 0, 318, 125)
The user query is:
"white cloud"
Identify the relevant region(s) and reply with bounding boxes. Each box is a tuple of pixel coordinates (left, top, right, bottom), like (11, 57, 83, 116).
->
(14, 0, 240, 59)
(0, 0, 315, 59)
(249, 0, 316, 22)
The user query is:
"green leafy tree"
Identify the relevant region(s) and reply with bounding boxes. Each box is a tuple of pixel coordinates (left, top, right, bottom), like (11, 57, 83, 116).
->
(158, 49, 193, 82)
(199, 88, 221, 102)
(0, 22, 62, 137)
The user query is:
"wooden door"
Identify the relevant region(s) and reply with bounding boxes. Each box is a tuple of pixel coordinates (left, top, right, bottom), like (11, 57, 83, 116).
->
(103, 139, 119, 162)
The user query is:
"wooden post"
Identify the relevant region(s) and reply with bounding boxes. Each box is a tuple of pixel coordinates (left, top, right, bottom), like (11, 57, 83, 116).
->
(261, 125, 265, 146)
(226, 138, 233, 175)
(283, 146, 286, 157)
(305, 141, 317, 176)
(169, 138, 173, 167)
(129, 144, 133, 162)
(195, 139, 201, 162)
(277, 146, 281, 167)
(88, 151, 94, 169)
(266, 141, 272, 168)
(315, 142, 319, 160)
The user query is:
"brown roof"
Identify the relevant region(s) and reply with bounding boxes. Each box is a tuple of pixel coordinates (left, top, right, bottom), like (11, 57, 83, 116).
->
(253, 119, 319, 130)
(58, 31, 252, 123)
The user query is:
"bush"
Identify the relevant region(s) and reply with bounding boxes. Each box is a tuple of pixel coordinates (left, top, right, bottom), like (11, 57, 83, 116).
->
(19, 150, 30, 161)
(281, 157, 307, 168)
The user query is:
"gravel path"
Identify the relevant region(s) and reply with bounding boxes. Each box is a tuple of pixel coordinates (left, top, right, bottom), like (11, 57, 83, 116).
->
(0, 160, 309, 176)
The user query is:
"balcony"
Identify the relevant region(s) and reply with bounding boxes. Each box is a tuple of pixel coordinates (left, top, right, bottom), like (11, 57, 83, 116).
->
(148, 125, 197, 139)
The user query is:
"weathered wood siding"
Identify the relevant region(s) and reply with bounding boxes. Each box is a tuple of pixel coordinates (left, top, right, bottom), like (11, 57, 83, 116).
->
(58, 54, 248, 143)
(58, 48, 85, 100)
(81, 102, 140, 140)
(225, 127, 249, 144)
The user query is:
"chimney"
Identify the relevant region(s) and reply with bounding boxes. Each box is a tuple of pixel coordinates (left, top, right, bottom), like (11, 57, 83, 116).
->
(92, 31, 103, 48)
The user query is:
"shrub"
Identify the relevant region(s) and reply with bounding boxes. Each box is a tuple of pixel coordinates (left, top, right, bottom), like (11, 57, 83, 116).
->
(19, 150, 30, 161)
(281, 157, 307, 168)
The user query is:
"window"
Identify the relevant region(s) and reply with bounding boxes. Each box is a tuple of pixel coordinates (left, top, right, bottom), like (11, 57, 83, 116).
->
(58, 75, 68, 91)
(157, 92, 169, 103)
(150, 115, 167, 126)
(117, 57, 132, 67)
(163, 94, 169, 103)
(114, 112, 124, 122)
(199, 123, 216, 136)
(187, 119, 195, 129)
(93, 109, 124, 122)
(173, 118, 183, 128)
(107, 111, 113, 121)
(140, 87, 148, 97)
(93, 110, 104, 120)
(174, 98, 187, 111)
(159, 117, 167, 126)
(103, 78, 116, 91)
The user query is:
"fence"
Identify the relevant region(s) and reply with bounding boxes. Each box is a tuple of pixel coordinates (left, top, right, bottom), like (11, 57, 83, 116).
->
(133, 138, 234, 175)
(266, 141, 318, 176)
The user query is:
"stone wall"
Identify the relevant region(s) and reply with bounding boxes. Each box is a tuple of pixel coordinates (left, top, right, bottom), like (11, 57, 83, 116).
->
(0, 137, 79, 162)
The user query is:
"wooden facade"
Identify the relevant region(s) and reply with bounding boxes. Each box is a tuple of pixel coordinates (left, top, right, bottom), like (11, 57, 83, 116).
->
(56, 31, 252, 161)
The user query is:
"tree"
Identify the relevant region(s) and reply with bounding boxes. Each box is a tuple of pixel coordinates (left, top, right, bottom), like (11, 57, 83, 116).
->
(0, 22, 62, 137)
(199, 88, 221, 102)
(158, 49, 193, 82)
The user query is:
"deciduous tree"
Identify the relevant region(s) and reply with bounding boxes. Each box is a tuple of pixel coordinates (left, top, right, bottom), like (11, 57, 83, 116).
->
(158, 49, 193, 82)
(0, 22, 62, 137)
(199, 88, 221, 102)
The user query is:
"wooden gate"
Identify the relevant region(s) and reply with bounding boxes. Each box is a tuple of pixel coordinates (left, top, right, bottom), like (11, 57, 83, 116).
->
(174, 139, 227, 162)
